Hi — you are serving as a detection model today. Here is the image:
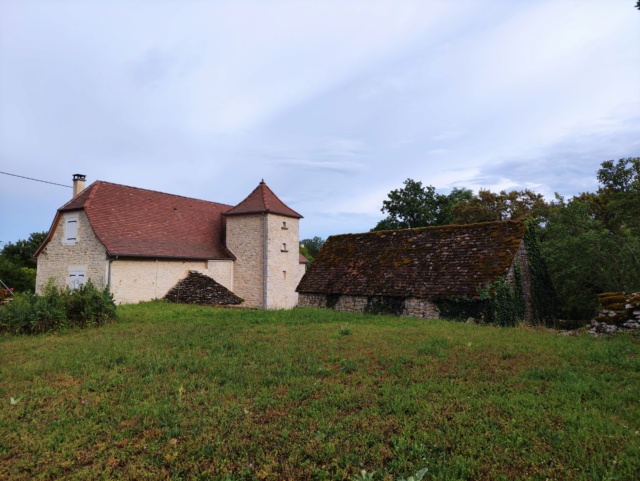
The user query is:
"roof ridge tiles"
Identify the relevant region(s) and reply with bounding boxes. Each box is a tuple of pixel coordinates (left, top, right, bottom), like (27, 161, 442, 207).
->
(90, 180, 235, 208)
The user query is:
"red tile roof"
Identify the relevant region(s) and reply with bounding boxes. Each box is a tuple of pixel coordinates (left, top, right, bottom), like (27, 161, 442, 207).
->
(41, 181, 236, 260)
(297, 220, 526, 299)
(224, 181, 302, 218)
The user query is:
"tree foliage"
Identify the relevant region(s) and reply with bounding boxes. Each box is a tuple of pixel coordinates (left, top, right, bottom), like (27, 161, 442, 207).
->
(451, 189, 549, 225)
(372, 179, 472, 231)
(1, 232, 47, 268)
(300, 236, 325, 260)
(540, 193, 640, 319)
(0, 231, 47, 292)
(596, 157, 640, 236)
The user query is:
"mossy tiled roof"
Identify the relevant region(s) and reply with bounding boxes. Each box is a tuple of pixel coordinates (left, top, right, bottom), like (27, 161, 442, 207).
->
(296, 220, 526, 299)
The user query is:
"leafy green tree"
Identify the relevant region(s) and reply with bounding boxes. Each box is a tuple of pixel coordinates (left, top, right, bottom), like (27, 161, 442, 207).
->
(596, 157, 640, 236)
(300, 236, 325, 260)
(540, 194, 640, 319)
(437, 187, 474, 225)
(451, 189, 549, 225)
(299, 244, 312, 262)
(372, 179, 471, 230)
(0, 231, 47, 293)
(1, 231, 47, 268)
(0, 258, 36, 293)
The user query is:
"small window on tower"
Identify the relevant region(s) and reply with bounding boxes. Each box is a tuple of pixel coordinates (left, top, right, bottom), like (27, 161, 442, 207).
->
(283, 270, 287, 279)
(282, 221, 288, 230)
(281, 243, 288, 252)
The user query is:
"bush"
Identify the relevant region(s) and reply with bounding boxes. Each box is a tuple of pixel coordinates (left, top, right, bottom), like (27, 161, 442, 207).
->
(0, 280, 116, 334)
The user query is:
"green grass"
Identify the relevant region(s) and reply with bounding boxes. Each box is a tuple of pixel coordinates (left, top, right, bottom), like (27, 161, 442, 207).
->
(1, 302, 639, 480)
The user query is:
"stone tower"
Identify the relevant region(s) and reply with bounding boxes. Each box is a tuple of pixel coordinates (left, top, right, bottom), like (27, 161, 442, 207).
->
(224, 181, 303, 309)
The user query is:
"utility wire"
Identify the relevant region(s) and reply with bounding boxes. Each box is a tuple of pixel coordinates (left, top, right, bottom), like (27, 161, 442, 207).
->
(0, 171, 72, 188)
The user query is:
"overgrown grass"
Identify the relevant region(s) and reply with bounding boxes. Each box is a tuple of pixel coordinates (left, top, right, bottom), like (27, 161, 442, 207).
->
(1, 302, 638, 480)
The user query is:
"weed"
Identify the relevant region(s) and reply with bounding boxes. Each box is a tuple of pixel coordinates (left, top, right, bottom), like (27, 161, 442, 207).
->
(340, 323, 352, 336)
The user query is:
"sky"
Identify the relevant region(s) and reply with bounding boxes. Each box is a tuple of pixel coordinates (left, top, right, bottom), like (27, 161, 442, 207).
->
(1, 0, 639, 246)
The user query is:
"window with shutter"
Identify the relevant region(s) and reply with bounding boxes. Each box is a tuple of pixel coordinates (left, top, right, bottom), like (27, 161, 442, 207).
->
(64, 214, 79, 245)
(68, 271, 86, 289)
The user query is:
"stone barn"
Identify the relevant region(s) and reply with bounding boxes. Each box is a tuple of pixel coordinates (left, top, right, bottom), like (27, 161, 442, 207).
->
(297, 220, 555, 323)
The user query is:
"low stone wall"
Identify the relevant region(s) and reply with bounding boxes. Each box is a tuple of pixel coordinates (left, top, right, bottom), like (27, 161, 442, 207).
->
(298, 293, 440, 319)
(164, 271, 244, 305)
(590, 292, 640, 335)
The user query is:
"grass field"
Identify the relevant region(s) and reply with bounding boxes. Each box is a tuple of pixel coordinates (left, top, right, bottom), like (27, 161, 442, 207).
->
(1, 303, 639, 480)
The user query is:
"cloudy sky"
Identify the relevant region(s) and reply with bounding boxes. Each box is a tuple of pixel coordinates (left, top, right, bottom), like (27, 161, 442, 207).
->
(1, 0, 639, 246)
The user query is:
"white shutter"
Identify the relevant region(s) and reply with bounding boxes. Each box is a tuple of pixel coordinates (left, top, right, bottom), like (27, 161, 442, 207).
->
(68, 271, 85, 289)
(65, 217, 78, 244)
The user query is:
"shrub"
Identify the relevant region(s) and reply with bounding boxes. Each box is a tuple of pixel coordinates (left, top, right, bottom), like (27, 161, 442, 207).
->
(0, 279, 116, 334)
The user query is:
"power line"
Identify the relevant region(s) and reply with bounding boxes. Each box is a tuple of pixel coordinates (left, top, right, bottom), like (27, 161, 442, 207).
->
(0, 171, 72, 188)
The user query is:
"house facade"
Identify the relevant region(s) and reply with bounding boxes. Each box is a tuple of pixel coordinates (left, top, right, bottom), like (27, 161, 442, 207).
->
(297, 220, 538, 321)
(35, 175, 305, 308)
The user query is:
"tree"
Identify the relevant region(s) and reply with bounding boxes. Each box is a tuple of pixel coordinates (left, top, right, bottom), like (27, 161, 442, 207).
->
(300, 236, 325, 260)
(596, 157, 640, 235)
(1, 231, 47, 268)
(540, 194, 640, 319)
(451, 189, 549, 225)
(371, 179, 471, 231)
(0, 231, 47, 292)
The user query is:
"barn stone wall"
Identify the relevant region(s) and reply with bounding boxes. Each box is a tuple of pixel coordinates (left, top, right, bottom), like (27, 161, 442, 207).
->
(298, 293, 440, 319)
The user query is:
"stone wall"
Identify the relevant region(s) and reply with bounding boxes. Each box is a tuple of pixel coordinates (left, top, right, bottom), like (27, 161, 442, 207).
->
(207, 259, 234, 292)
(109, 259, 207, 304)
(506, 240, 533, 322)
(590, 292, 640, 334)
(265, 214, 300, 309)
(298, 293, 440, 319)
(36, 211, 108, 293)
(226, 214, 265, 308)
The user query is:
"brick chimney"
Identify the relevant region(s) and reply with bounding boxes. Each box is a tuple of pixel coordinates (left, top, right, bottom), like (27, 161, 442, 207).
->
(72, 174, 86, 197)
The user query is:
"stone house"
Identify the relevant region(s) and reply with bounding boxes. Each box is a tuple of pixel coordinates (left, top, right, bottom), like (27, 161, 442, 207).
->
(35, 175, 306, 308)
(297, 220, 543, 321)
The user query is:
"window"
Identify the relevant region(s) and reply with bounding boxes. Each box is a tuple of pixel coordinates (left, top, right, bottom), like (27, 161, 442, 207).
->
(283, 270, 287, 280)
(281, 243, 288, 252)
(68, 271, 86, 289)
(282, 221, 288, 230)
(64, 214, 79, 245)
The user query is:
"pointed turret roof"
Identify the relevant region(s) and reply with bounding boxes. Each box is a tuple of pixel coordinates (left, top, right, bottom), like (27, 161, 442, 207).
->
(224, 181, 303, 218)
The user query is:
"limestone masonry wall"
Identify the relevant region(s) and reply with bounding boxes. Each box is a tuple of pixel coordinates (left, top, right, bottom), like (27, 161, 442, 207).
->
(266, 214, 300, 309)
(36, 211, 107, 293)
(207, 260, 234, 292)
(226, 214, 265, 308)
(110, 259, 207, 304)
(298, 293, 440, 319)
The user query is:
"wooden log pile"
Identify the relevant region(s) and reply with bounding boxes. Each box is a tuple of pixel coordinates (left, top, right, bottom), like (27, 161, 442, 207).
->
(164, 271, 244, 305)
